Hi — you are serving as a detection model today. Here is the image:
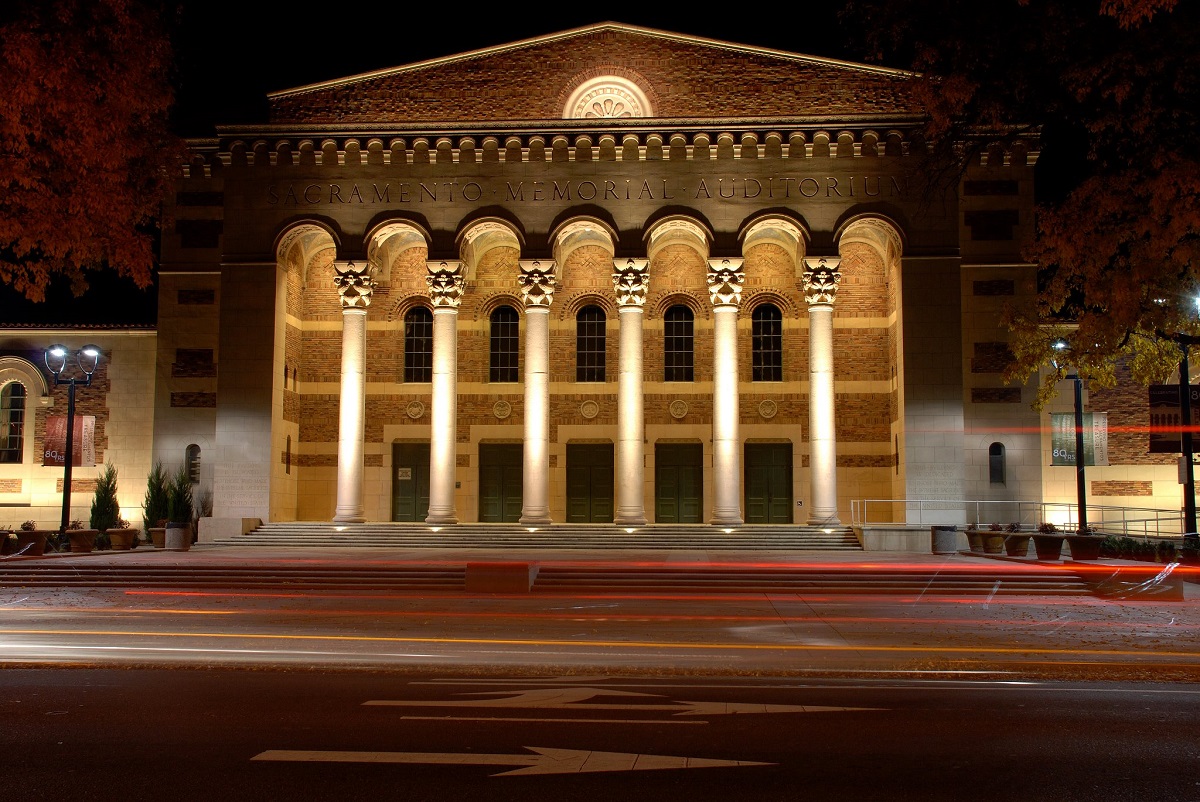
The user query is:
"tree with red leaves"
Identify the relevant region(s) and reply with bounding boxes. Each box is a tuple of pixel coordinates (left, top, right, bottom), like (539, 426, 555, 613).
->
(0, 0, 186, 303)
(843, 0, 1200, 406)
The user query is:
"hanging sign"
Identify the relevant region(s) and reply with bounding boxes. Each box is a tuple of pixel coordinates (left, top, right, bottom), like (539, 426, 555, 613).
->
(43, 415, 96, 467)
(1051, 412, 1108, 466)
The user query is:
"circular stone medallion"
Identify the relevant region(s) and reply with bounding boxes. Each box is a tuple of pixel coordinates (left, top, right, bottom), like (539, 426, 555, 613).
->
(492, 400, 512, 420)
(669, 399, 688, 420)
(406, 401, 424, 419)
(580, 400, 600, 420)
(758, 400, 779, 419)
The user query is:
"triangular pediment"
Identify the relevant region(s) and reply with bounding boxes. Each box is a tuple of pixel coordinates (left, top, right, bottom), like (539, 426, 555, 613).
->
(267, 22, 923, 126)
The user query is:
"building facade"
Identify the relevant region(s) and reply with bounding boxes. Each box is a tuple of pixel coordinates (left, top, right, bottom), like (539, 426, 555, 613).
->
(2, 24, 1185, 545)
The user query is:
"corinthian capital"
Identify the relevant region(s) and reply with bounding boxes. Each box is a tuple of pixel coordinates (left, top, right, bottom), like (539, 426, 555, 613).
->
(334, 261, 376, 309)
(612, 258, 649, 307)
(425, 260, 465, 308)
(706, 258, 745, 308)
(802, 257, 842, 306)
(518, 260, 557, 308)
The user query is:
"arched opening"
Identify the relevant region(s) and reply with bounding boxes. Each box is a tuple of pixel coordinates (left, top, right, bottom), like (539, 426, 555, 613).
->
(0, 380, 26, 464)
(751, 303, 783, 382)
(576, 305, 606, 382)
(403, 306, 434, 383)
(664, 305, 695, 382)
(989, 442, 1006, 485)
(489, 306, 520, 382)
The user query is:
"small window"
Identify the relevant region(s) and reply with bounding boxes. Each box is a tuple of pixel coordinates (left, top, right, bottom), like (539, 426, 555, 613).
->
(185, 444, 201, 484)
(752, 303, 783, 382)
(490, 305, 520, 382)
(576, 305, 606, 382)
(0, 381, 26, 464)
(664, 305, 694, 382)
(989, 442, 1006, 485)
(403, 306, 434, 383)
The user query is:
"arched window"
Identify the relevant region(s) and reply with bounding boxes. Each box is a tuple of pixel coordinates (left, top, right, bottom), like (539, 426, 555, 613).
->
(490, 305, 520, 382)
(989, 442, 1006, 485)
(752, 303, 783, 381)
(403, 306, 434, 383)
(664, 305, 694, 382)
(185, 444, 201, 484)
(667, 304, 696, 384)
(576, 305, 606, 382)
(0, 381, 25, 464)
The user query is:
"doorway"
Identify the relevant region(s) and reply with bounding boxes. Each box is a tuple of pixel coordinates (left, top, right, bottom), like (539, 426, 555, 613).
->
(744, 442, 793, 523)
(478, 443, 523, 522)
(654, 442, 703, 523)
(566, 443, 614, 523)
(391, 442, 430, 522)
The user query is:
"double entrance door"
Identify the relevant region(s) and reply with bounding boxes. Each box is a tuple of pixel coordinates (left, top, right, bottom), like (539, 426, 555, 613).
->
(655, 443, 703, 523)
(565, 443, 614, 522)
(391, 443, 430, 522)
(478, 443, 523, 522)
(744, 442, 793, 524)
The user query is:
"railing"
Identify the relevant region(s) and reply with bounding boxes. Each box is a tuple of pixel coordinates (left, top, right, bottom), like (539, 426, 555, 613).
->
(850, 499, 1189, 540)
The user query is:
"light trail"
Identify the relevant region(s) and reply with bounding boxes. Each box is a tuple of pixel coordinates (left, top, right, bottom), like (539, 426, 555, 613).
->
(3, 626, 1200, 661)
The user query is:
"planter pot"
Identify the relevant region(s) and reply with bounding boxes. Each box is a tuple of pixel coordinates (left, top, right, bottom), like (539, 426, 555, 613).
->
(1065, 535, 1103, 561)
(68, 529, 99, 553)
(106, 528, 138, 551)
(1032, 534, 1065, 560)
(982, 533, 1006, 554)
(931, 526, 959, 554)
(12, 530, 51, 557)
(149, 527, 166, 549)
(1004, 534, 1032, 557)
(164, 522, 192, 552)
(965, 530, 986, 554)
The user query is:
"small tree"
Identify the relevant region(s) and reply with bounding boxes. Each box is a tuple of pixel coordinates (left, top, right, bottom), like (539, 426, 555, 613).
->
(166, 463, 193, 525)
(90, 462, 121, 532)
(142, 461, 169, 532)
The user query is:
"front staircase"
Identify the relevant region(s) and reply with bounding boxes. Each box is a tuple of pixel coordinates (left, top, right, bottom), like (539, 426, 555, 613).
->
(212, 521, 864, 551)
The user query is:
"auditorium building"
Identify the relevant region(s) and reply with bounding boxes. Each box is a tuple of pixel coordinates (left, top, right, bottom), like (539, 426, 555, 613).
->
(0, 23, 1182, 548)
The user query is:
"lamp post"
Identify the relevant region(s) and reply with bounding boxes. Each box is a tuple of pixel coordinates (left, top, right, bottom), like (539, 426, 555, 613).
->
(45, 344, 101, 537)
(1178, 342, 1197, 535)
(1053, 340, 1088, 534)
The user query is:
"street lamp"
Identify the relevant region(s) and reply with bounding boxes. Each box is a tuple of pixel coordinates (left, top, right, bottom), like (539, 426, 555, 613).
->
(1052, 340, 1088, 534)
(45, 344, 101, 537)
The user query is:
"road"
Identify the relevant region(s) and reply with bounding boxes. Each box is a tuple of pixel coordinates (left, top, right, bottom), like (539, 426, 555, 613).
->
(3, 668, 1198, 801)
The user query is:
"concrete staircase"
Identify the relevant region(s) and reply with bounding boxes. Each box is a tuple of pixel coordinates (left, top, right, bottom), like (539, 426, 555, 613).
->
(212, 521, 864, 550)
(0, 559, 1093, 597)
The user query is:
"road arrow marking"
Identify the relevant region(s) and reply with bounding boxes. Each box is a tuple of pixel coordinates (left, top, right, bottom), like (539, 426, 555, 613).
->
(253, 747, 773, 776)
(365, 687, 882, 716)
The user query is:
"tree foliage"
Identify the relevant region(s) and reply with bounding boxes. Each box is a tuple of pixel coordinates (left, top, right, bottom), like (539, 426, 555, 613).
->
(0, 0, 186, 302)
(842, 0, 1200, 407)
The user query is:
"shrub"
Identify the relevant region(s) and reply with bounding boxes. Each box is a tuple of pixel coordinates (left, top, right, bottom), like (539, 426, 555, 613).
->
(143, 461, 170, 532)
(21, 520, 36, 531)
(166, 463, 194, 525)
(90, 462, 121, 533)
(1005, 523, 1021, 533)
(988, 523, 1003, 531)
(1037, 522, 1058, 534)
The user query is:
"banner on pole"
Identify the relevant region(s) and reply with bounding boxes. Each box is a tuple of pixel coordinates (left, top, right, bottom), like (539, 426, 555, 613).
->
(1051, 412, 1108, 466)
(43, 415, 96, 467)
(1149, 384, 1200, 453)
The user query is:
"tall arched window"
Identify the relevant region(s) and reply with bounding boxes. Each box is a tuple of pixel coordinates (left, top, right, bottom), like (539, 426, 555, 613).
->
(989, 442, 1006, 485)
(403, 306, 434, 383)
(490, 305, 520, 382)
(576, 305, 606, 382)
(185, 444, 202, 484)
(0, 381, 25, 464)
(752, 303, 783, 381)
(664, 305, 694, 382)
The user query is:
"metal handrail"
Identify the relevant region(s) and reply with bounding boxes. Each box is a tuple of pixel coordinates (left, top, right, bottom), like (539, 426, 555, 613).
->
(850, 499, 1189, 540)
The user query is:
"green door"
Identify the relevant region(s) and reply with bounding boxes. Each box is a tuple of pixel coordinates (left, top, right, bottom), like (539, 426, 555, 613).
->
(478, 444, 523, 522)
(391, 443, 430, 522)
(566, 443, 614, 523)
(655, 443, 703, 523)
(744, 443, 793, 524)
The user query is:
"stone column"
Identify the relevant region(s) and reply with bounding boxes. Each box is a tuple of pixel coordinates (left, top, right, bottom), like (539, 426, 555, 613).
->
(803, 257, 842, 525)
(613, 259, 649, 526)
(707, 259, 745, 526)
(425, 261, 465, 524)
(518, 260, 556, 525)
(332, 261, 376, 523)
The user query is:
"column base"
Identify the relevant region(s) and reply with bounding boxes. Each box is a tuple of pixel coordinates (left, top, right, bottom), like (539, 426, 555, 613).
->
(332, 513, 365, 524)
(807, 515, 843, 526)
(614, 513, 648, 526)
(424, 512, 458, 525)
(518, 513, 553, 526)
(710, 515, 744, 527)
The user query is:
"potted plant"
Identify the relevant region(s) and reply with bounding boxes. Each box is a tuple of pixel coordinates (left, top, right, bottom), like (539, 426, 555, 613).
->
(1064, 524, 1102, 561)
(106, 518, 138, 551)
(66, 518, 99, 553)
(1, 525, 14, 556)
(13, 520, 50, 556)
(1033, 522, 1065, 560)
(90, 462, 121, 550)
(1003, 522, 1031, 557)
(164, 463, 194, 552)
(982, 523, 1006, 554)
(964, 523, 985, 553)
(143, 461, 170, 548)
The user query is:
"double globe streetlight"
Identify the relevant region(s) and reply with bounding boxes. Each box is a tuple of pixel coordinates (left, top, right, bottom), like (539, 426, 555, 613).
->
(44, 344, 101, 537)
(1051, 340, 1088, 534)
